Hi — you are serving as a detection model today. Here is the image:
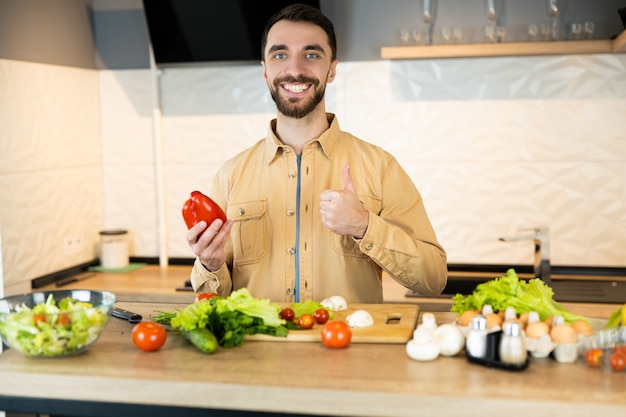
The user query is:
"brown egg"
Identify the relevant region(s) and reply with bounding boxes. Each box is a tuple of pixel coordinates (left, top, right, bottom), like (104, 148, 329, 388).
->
(544, 316, 555, 328)
(518, 312, 530, 328)
(571, 319, 593, 337)
(456, 310, 479, 327)
(485, 313, 503, 329)
(550, 324, 578, 344)
(525, 321, 550, 339)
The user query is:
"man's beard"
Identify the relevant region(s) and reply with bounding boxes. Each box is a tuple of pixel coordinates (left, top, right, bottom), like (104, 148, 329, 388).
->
(270, 76, 326, 119)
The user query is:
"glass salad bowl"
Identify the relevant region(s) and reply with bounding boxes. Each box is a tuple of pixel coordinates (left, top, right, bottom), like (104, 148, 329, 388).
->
(0, 289, 116, 357)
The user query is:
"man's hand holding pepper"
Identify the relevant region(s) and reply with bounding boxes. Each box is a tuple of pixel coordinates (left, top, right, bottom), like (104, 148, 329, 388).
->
(186, 219, 233, 272)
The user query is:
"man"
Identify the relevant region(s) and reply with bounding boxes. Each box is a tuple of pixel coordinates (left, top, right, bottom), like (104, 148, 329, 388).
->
(186, 3, 447, 303)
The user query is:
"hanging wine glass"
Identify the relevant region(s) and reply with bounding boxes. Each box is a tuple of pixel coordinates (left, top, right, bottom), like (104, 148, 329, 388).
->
(546, 0, 562, 41)
(570, 22, 582, 40)
(400, 29, 410, 44)
(584, 21, 595, 39)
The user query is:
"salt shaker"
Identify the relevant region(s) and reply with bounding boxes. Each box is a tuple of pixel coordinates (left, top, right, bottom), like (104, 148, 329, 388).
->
(499, 321, 527, 365)
(466, 314, 488, 358)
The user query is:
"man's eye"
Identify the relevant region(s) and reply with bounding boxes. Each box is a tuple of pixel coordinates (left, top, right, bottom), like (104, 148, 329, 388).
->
(305, 53, 319, 59)
(274, 53, 287, 60)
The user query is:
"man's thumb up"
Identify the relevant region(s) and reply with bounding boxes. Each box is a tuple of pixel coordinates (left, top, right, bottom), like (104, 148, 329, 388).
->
(342, 163, 357, 194)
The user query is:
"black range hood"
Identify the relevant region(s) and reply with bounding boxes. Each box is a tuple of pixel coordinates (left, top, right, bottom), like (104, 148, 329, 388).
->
(142, 0, 321, 64)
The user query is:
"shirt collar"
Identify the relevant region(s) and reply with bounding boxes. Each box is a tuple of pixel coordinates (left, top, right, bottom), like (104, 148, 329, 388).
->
(264, 113, 341, 164)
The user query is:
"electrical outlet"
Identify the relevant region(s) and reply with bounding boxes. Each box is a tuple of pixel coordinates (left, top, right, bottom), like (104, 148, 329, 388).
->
(63, 235, 85, 256)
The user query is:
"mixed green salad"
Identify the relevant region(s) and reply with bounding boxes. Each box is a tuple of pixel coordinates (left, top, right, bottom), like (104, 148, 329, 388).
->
(0, 294, 110, 357)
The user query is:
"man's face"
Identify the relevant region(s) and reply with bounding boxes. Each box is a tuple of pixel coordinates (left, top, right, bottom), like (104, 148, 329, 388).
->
(262, 20, 337, 119)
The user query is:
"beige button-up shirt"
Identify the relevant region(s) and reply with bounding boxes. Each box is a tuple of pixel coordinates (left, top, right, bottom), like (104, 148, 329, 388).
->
(190, 114, 447, 303)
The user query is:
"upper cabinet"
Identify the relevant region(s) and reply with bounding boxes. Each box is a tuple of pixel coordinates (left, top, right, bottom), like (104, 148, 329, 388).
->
(381, 29, 626, 60)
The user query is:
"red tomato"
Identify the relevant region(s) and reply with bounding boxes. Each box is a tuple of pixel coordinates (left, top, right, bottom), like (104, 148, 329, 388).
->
(321, 321, 352, 349)
(610, 351, 626, 372)
(57, 313, 72, 326)
(182, 191, 227, 229)
(584, 348, 604, 368)
(132, 322, 167, 352)
(32, 314, 46, 325)
(614, 345, 626, 356)
(314, 308, 330, 324)
(194, 293, 219, 303)
(280, 308, 295, 322)
(298, 314, 315, 329)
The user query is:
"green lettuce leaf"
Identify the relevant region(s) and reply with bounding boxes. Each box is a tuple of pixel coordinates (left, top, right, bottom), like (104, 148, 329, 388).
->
(451, 268, 588, 323)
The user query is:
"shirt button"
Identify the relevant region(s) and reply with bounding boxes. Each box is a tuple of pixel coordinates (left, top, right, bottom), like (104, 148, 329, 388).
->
(287, 247, 295, 255)
(286, 209, 295, 216)
(364, 242, 373, 250)
(286, 288, 294, 295)
(288, 171, 296, 179)
(238, 208, 245, 216)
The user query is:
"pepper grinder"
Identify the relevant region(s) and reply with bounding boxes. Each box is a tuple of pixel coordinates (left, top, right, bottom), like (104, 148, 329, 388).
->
(499, 321, 527, 365)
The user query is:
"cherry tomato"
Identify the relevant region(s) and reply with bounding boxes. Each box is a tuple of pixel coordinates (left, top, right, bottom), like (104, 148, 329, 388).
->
(321, 321, 352, 349)
(298, 314, 315, 329)
(584, 348, 604, 368)
(182, 191, 226, 229)
(32, 314, 46, 325)
(57, 313, 72, 326)
(609, 351, 626, 372)
(614, 345, 626, 356)
(132, 322, 167, 352)
(314, 308, 330, 324)
(280, 308, 295, 322)
(195, 293, 219, 303)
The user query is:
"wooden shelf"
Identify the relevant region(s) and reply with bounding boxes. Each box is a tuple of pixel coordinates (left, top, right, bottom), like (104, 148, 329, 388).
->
(381, 29, 626, 60)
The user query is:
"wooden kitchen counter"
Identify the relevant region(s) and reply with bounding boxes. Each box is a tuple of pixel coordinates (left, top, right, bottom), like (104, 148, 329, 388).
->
(1, 299, 625, 417)
(0, 266, 626, 417)
(5, 265, 620, 416)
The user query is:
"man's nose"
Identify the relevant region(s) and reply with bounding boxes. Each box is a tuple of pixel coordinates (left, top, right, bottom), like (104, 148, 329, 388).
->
(284, 56, 307, 76)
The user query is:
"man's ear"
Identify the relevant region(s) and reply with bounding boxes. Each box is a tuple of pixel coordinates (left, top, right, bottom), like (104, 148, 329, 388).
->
(261, 60, 267, 82)
(327, 60, 338, 83)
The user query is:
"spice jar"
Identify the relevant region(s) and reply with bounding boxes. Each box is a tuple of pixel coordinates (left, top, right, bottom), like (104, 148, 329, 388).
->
(499, 321, 527, 365)
(466, 314, 488, 358)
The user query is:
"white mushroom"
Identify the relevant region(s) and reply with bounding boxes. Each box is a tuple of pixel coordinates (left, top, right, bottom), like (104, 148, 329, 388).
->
(345, 310, 374, 328)
(432, 323, 465, 356)
(406, 334, 440, 361)
(320, 295, 348, 312)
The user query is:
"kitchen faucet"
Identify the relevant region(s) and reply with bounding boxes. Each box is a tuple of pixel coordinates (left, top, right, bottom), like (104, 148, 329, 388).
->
(499, 227, 551, 284)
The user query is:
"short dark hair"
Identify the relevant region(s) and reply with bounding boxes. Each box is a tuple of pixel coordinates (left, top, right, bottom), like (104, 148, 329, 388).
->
(260, 3, 337, 62)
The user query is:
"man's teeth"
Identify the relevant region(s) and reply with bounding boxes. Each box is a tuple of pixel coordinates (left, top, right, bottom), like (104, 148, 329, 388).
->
(283, 83, 309, 93)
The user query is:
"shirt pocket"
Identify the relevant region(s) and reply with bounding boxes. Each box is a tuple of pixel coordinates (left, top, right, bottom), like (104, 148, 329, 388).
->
(227, 200, 268, 265)
(330, 194, 382, 258)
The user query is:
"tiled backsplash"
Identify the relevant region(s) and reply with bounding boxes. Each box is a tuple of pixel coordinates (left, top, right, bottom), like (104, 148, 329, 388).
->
(1, 53, 625, 295)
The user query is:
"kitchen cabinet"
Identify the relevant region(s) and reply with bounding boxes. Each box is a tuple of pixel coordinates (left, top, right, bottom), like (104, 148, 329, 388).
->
(381, 29, 626, 59)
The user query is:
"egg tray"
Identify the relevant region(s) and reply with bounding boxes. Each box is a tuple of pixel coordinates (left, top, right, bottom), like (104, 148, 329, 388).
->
(466, 330, 530, 371)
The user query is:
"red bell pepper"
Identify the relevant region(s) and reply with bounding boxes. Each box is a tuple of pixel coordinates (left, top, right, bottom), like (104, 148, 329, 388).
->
(182, 191, 227, 229)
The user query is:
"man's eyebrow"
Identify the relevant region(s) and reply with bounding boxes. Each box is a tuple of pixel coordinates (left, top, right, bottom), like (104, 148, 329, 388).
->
(268, 44, 288, 54)
(267, 43, 327, 55)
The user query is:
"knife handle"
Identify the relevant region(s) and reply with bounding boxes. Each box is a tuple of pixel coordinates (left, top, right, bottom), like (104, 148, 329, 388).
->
(112, 307, 143, 323)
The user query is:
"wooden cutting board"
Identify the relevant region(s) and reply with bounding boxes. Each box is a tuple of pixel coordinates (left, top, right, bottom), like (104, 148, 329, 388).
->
(246, 303, 419, 344)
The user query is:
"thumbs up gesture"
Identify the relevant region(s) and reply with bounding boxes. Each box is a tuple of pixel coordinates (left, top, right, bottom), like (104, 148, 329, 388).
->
(320, 163, 369, 238)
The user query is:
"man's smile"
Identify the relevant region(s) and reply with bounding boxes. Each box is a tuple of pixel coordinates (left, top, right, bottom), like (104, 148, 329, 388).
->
(281, 82, 312, 94)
